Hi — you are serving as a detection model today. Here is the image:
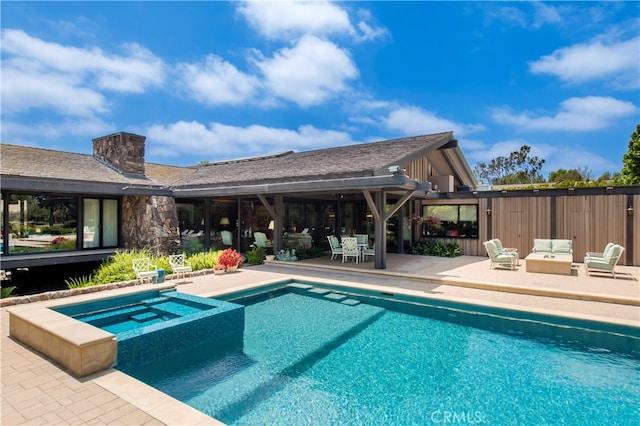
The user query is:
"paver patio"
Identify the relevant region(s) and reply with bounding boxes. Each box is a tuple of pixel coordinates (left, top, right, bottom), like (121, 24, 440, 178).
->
(2, 254, 638, 425)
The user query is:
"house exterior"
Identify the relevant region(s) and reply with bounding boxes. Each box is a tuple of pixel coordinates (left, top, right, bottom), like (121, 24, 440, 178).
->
(1, 131, 638, 274)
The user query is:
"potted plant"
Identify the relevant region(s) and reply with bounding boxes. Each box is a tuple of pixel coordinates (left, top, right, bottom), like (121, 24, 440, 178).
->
(218, 248, 242, 272)
(212, 263, 226, 275)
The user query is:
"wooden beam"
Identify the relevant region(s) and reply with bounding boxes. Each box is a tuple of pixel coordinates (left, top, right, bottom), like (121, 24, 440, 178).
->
(257, 194, 276, 218)
(362, 190, 380, 222)
(383, 190, 414, 222)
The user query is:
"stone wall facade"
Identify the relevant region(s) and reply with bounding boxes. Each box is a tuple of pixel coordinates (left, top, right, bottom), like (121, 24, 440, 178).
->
(122, 195, 180, 255)
(93, 132, 146, 175)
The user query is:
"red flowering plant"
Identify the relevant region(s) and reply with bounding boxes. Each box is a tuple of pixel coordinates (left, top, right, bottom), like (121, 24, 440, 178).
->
(217, 248, 243, 268)
(406, 215, 425, 226)
(51, 236, 69, 245)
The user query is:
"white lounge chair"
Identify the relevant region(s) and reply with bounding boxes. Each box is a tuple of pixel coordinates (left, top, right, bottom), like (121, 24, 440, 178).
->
(132, 257, 158, 284)
(169, 253, 192, 283)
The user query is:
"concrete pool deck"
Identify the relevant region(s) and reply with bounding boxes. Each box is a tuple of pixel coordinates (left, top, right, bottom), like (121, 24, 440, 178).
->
(2, 254, 639, 425)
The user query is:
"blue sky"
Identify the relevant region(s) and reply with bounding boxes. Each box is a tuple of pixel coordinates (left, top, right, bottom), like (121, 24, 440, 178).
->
(2, 1, 639, 180)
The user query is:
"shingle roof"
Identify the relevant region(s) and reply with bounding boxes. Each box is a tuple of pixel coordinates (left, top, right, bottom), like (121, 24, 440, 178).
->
(171, 132, 453, 188)
(1, 144, 167, 187)
(1, 131, 461, 193)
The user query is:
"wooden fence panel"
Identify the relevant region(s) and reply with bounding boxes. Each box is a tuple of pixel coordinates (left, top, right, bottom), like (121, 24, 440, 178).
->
(423, 192, 636, 265)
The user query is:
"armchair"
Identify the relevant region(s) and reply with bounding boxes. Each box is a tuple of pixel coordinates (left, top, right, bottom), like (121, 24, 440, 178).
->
(327, 236, 343, 260)
(132, 258, 158, 284)
(585, 244, 625, 279)
(254, 232, 273, 248)
(483, 240, 517, 270)
(169, 253, 192, 283)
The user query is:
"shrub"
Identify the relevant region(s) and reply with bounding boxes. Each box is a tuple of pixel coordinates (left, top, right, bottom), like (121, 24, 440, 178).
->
(245, 245, 266, 265)
(1, 286, 16, 298)
(295, 245, 325, 260)
(65, 275, 94, 289)
(409, 239, 462, 257)
(188, 250, 220, 270)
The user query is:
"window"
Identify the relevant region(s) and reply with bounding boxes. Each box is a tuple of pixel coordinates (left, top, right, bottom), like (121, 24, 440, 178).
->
(423, 204, 478, 239)
(1, 193, 120, 255)
(6, 194, 78, 254)
(83, 198, 119, 248)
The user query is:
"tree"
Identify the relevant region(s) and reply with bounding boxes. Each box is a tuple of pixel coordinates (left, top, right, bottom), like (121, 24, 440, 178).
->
(474, 145, 545, 185)
(548, 168, 583, 183)
(621, 124, 640, 185)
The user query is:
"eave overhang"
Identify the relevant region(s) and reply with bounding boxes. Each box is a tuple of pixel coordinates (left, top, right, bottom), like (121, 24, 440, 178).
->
(172, 174, 430, 198)
(1, 175, 172, 196)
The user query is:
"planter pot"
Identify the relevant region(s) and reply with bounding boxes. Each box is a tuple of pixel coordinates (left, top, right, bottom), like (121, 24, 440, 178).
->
(213, 269, 226, 275)
(226, 265, 239, 273)
(265, 255, 275, 261)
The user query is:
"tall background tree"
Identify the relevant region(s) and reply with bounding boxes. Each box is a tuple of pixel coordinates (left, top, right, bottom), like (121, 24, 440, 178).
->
(621, 124, 640, 185)
(474, 145, 545, 185)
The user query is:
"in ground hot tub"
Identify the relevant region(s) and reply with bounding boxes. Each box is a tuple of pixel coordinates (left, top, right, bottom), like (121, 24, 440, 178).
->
(8, 286, 244, 376)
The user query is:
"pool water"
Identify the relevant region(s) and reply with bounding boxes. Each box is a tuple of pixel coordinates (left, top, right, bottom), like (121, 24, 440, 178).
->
(121, 287, 640, 425)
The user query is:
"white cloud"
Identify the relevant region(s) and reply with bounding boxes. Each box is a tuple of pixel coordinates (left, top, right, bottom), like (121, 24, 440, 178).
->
(487, 1, 566, 29)
(145, 120, 354, 160)
(383, 106, 486, 137)
(1, 29, 165, 116)
(1, 29, 165, 93)
(356, 21, 388, 42)
(177, 55, 260, 105)
(530, 37, 640, 89)
(254, 35, 358, 107)
(237, 0, 387, 42)
(1, 116, 113, 142)
(237, 0, 353, 40)
(530, 1, 564, 28)
(2, 67, 108, 116)
(491, 96, 638, 131)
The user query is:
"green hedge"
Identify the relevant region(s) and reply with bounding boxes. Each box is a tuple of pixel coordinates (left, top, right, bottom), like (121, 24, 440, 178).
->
(409, 239, 462, 257)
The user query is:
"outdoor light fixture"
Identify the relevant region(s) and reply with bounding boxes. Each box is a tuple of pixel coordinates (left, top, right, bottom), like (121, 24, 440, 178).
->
(219, 217, 230, 226)
(268, 220, 275, 230)
(486, 208, 492, 216)
(627, 206, 634, 216)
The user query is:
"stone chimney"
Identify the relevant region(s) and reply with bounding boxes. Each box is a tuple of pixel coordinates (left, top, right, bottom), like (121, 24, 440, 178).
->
(92, 132, 146, 175)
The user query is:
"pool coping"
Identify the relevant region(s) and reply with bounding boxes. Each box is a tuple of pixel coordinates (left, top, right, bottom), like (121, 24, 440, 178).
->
(264, 260, 640, 306)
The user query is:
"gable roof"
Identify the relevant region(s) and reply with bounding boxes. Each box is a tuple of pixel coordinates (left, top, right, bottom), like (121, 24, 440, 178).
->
(172, 132, 465, 188)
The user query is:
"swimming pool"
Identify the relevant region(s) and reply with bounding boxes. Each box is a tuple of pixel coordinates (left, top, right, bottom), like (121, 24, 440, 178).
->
(120, 282, 640, 425)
